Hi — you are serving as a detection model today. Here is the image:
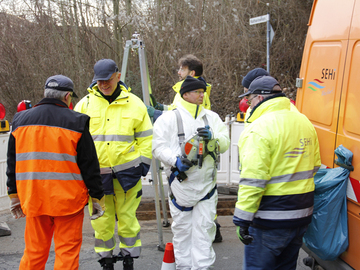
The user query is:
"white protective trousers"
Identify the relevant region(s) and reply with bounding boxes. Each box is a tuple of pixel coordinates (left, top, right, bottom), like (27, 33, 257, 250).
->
(169, 191, 218, 270)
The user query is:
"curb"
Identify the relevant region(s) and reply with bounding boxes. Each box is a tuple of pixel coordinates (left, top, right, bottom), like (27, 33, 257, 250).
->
(137, 193, 237, 220)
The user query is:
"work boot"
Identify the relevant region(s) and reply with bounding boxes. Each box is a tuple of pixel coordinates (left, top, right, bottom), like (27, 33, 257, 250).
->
(98, 257, 114, 270)
(213, 222, 223, 243)
(123, 255, 134, 270)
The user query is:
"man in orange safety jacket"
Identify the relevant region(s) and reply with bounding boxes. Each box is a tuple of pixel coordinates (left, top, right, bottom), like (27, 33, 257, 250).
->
(6, 74, 105, 270)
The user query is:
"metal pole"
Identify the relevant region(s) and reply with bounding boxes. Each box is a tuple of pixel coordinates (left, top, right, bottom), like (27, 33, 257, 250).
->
(120, 33, 167, 251)
(137, 38, 170, 226)
(156, 159, 170, 227)
(266, 13, 270, 73)
(137, 40, 165, 251)
(120, 40, 131, 82)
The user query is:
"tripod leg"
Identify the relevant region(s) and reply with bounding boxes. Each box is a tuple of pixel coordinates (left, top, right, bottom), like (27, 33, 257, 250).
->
(156, 159, 170, 227)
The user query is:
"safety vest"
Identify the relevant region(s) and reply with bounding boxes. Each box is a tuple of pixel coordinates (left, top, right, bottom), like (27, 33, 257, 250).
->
(11, 99, 89, 217)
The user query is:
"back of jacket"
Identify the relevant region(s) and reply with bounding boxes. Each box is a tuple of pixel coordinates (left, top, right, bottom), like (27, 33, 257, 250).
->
(234, 96, 321, 229)
(8, 98, 90, 217)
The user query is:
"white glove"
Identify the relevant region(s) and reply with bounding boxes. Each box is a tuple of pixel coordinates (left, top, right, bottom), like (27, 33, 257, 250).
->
(90, 196, 105, 220)
(10, 197, 25, 219)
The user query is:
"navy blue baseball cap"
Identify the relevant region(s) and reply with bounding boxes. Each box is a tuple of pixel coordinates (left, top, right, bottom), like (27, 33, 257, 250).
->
(45, 75, 78, 98)
(241, 68, 269, 89)
(93, 59, 119, 81)
(238, 76, 281, 98)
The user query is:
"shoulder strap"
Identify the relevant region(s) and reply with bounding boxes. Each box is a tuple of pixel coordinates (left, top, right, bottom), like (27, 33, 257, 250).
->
(175, 109, 210, 145)
(203, 115, 209, 126)
(174, 109, 185, 145)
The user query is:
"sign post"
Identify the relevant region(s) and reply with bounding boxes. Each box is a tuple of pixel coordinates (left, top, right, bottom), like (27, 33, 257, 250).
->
(249, 14, 273, 73)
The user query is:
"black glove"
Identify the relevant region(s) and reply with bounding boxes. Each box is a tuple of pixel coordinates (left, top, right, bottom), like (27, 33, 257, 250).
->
(197, 126, 212, 140)
(155, 102, 164, 111)
(236, 226, 253, 245)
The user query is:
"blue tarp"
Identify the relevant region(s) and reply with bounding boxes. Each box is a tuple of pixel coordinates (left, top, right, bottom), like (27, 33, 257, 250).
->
(303, 145, 352, 261)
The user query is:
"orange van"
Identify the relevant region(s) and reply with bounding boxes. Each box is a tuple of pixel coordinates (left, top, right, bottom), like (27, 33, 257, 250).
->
(296, 0, 360, 269)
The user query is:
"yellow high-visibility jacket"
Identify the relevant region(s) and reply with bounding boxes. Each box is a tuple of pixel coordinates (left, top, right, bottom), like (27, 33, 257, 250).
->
(234, 95, 321, 229)
(166, 76, 211, 110)
(75, 82, 153, 193)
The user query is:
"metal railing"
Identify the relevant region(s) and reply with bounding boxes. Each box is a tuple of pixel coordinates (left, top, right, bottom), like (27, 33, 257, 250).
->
(0, 121, 245, 211)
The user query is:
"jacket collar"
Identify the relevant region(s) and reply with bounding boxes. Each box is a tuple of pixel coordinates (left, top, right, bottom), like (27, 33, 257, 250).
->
(247, 94, 289, 123)
(179, 98, 203, 119)
(35, 98, 68, 108)
(88, 82, 130, 101)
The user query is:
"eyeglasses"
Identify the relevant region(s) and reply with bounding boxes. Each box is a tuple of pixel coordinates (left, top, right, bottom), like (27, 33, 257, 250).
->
(191, 90, 205, 95)
(246, 95, 258, 105)
(68, 92, 73, 98)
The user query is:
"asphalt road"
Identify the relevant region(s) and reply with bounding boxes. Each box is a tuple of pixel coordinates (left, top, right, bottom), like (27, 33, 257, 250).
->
(0, 208, 310, 270)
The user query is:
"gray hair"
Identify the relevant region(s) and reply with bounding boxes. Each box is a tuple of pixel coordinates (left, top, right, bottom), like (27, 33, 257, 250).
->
(44, 88, 68, 100)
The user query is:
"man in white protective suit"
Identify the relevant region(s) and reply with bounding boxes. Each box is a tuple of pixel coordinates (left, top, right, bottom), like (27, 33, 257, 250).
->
(152, 75, 230, 269)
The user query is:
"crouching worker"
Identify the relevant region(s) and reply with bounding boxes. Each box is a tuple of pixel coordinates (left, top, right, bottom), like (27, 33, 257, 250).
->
(152, 76, 230, 269)
(6, 75, 105, 270)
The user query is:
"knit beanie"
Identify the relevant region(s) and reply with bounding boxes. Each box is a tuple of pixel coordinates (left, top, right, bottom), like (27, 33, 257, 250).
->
(242, 68, 269, 89)
(180, 76, 207, 97)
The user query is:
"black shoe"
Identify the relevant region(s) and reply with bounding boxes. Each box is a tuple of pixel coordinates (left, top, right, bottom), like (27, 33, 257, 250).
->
(98, 257, 114, 270)
(123, 256, 134, 270)
(213, 222, 223, 243)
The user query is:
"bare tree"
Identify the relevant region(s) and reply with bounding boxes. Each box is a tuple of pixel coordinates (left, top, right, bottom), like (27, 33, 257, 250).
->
(0, 0, 313, 120)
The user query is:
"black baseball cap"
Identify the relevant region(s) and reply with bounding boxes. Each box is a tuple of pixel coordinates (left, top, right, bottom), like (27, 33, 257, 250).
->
(45, 75, 78, 98)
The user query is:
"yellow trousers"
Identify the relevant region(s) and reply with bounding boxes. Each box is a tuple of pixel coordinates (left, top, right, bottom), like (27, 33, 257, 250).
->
(89, 179, 142, 258)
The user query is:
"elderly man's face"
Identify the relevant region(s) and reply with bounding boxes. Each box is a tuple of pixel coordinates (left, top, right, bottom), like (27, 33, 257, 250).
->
(247, 94, 260, 109)
(97, 72, 120, 96)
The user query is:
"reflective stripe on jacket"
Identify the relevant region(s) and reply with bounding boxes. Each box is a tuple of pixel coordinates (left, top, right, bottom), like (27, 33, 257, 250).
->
(167, 76, 211, 110)
(234, 96, 321, 229)
(10, 99, 90, 217)
(74, 82, 153, 192)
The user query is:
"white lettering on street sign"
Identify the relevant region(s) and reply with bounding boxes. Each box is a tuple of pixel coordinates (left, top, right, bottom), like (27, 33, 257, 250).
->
(249, 14, 269, 25)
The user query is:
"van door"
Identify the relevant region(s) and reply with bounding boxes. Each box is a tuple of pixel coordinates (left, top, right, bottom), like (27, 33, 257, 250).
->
(296, 0, 354, 168)
(334, 1, 360, 268)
